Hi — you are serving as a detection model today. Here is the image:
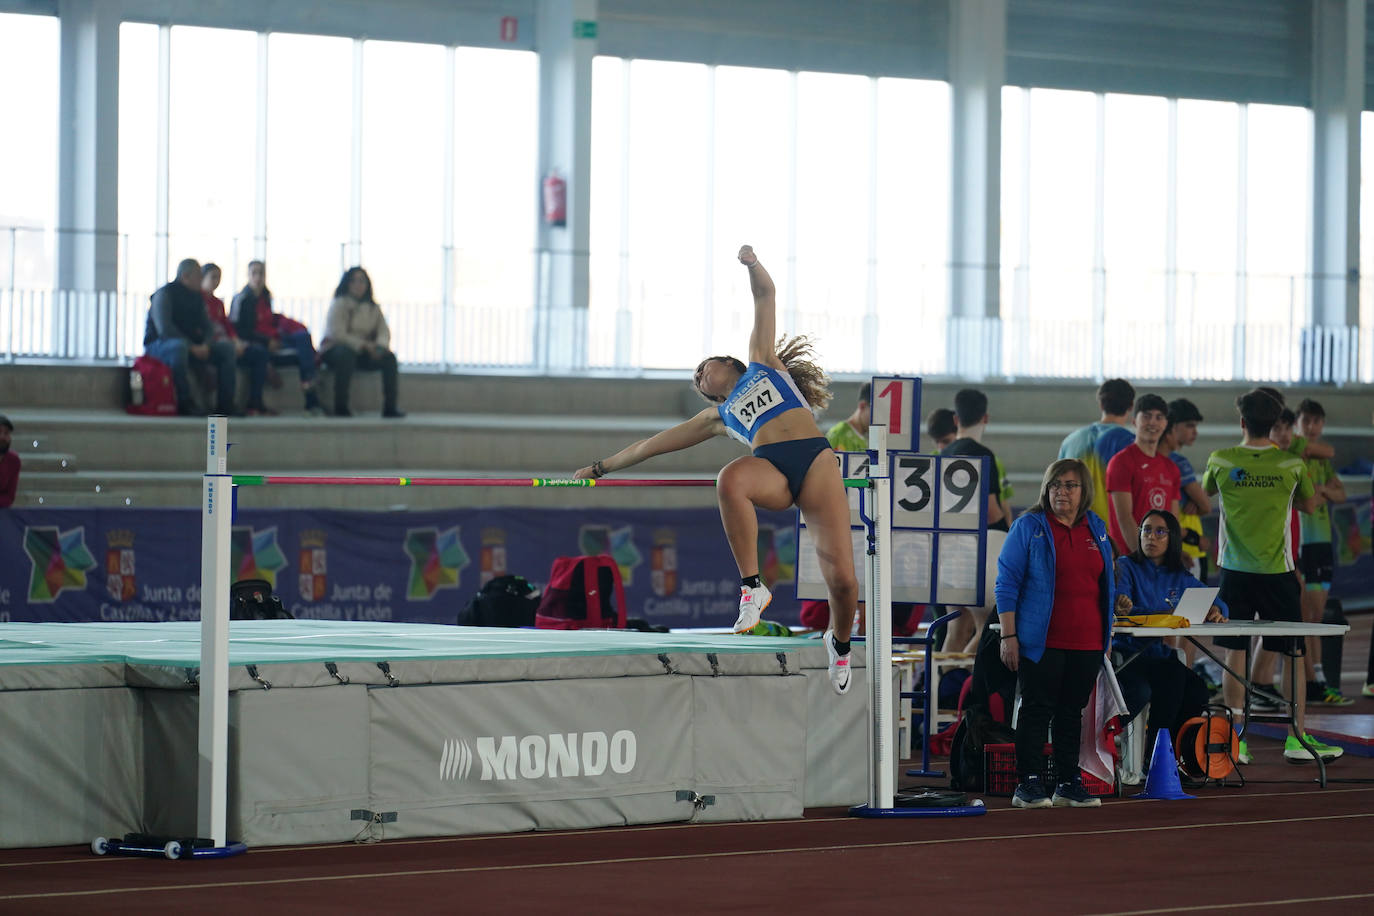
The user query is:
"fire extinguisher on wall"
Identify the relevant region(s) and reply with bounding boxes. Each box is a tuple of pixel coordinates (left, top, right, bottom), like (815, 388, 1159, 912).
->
(543, 171, 567, 227)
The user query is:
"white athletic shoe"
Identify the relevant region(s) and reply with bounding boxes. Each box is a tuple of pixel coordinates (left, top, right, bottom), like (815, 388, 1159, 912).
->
(824, 628, 851, 695)
(733, 583, 771, 633)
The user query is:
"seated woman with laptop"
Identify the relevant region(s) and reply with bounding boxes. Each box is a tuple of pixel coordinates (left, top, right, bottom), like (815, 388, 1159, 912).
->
(1113, 509, 1227, 758)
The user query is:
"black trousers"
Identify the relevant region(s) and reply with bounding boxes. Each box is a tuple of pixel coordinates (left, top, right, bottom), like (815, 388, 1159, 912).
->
(1118, 654, 1209, 742)
(322, 344, 398, 413)
(1016, 647, 1101, 783)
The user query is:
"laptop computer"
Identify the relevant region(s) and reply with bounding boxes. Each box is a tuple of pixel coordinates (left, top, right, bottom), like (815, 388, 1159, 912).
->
(1173, 587, 1220, 625)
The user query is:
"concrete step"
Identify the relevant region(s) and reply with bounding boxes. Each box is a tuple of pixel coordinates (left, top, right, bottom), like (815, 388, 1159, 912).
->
(1, 363, 712, 418)
(19, 452, 78, 473)
(2, 411, 744, 473)
(7, 363, 1374, 427)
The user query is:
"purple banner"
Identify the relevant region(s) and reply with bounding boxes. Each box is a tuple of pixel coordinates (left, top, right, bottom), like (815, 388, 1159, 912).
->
(0, 506, 800, 627)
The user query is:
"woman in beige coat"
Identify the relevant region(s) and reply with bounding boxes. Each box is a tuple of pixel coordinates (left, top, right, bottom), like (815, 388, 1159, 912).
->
(321, 267, 403, 418)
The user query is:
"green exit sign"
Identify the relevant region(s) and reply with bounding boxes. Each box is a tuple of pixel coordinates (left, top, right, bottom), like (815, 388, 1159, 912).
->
(573, 20, 597, 39)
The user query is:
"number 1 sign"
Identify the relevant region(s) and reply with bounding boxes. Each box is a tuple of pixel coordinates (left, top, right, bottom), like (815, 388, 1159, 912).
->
(868, 377, 920, 452)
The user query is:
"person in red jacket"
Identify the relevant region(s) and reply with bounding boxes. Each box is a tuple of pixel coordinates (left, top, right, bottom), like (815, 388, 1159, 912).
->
(230, 261, 323, 416)
(0, 415, 20, 509)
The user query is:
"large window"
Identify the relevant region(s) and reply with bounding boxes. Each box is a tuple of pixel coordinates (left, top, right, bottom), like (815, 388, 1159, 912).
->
(451, 47, 538, 365)
(0, 13, 59, 289)
(710, 65, 793, 359)
(264, 33, 352, 306)
(167, 26, 257, 297)
(1024, 89, 1096, 324)
(1361, 112, 1374, 380)
(360, 39, 445, 316)
(874, 77, 949, 373)
(1175, 98, 1239, 379)
(117, 22, 161, 295)
(590, 56, 949, 373)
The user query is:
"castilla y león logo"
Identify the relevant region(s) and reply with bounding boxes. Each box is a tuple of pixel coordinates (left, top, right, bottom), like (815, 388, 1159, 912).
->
(404, 526, 468, 600)
(439, 730, 638, 781)
(23, 525, 97, 602)
(231, 526, 287, 587)
(105, 528, 137, 601)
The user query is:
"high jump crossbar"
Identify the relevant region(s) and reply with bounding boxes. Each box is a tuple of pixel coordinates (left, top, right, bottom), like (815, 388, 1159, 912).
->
(232, 476, 871, 488)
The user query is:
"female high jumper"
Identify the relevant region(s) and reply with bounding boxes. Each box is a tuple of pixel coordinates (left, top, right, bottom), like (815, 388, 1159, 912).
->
(575, 246, 858, 694)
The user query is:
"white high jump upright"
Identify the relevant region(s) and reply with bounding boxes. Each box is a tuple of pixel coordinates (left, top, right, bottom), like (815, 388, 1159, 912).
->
(198, 416, 232, 846)
(863, 424, 895, 810)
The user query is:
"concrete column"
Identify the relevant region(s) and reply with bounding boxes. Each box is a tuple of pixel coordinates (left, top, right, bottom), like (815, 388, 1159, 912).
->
(947, 0, 1006, 379)
(1307, 0, 1364, 382)
(535, 0, 596, 372)
(56, 0, 121, 292)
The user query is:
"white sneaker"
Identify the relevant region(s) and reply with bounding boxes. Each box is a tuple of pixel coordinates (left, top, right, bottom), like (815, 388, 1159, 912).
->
(824, 628, 851, 695)
(733, 583, 771, 633)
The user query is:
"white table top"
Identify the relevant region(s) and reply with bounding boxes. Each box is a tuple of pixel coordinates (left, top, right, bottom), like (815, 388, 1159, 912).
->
(1114, 620, 1349, 638)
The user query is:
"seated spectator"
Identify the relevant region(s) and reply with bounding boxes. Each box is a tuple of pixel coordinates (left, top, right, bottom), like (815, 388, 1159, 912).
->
(1113, 509, 1224, 758)
(825, 383, 870, 452)
(321, 267, 404, 418)
(143, 259, 237, 416)
(0, 414, 18, 508)
(230, 260, 324, 416)
(925, 407, 957, 450)
(202, 263, 270, 416)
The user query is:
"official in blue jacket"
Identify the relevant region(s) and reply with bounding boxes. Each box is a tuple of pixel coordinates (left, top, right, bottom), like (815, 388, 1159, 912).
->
(995, 458, 1116, 809)
(1113, 509, 1225, 756)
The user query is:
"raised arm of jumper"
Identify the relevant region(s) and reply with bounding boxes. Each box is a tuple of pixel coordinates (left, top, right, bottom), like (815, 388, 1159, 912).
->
(739, 245, 777, 365)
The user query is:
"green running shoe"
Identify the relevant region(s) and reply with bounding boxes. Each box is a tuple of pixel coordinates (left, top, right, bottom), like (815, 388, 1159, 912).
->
(1283, 734, 1343, 762)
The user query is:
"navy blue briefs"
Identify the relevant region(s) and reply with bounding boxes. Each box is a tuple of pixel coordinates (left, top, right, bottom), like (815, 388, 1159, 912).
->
(753, 437, 833, 502)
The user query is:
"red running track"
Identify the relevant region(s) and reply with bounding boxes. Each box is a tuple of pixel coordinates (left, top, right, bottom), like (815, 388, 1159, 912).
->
(4, 779, 1374, 915)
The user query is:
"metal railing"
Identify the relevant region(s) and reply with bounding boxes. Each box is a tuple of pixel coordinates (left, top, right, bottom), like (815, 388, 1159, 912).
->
(4, 224, 1372, 383)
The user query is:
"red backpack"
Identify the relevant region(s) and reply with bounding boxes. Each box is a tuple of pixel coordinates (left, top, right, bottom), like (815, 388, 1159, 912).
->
(535, 555, 628, 630)
(127, 355, 177, 416)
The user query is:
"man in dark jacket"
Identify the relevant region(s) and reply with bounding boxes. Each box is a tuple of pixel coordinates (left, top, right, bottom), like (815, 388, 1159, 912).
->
(144, 258, 237, 415)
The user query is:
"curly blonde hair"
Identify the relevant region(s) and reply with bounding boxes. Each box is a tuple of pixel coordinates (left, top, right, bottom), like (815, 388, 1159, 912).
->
(693, 335, 832, 409)
(774, 334, 832, 410)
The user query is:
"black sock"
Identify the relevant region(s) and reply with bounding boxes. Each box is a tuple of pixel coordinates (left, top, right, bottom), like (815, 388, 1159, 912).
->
(741, 574, 762, 589)
(832, 635, 850, 656)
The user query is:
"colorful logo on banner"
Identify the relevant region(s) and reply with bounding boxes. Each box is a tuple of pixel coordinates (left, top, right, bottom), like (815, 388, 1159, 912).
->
(105, 528, 137, 602)
(480, 527, 507, 586)
(297, 529, 328, 602)
(405, 526, 469, 600)
(579, 524, 643, 586)
(651, 528, 678, 597)
(23, 525, 98, 602)
(231, 526, 288, 587)
(759, 524, 797, 590)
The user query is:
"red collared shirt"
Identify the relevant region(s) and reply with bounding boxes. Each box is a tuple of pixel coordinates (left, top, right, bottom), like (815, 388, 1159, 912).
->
(1044, 513, 1105, 650)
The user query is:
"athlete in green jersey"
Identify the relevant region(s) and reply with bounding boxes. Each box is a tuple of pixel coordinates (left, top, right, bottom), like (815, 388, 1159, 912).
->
(1203, 445, 1313, 575)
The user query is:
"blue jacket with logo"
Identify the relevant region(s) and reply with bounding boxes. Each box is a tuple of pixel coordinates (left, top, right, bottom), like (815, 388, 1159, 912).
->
(994, 509, 1116, 663)
(1111, 555, 1228, 659)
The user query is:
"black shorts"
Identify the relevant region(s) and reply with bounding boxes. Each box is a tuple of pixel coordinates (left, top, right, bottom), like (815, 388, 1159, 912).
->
(753, 437, 832, 502)
(1213, 568, 1302, 653)
(1299, 543, 1334, 589)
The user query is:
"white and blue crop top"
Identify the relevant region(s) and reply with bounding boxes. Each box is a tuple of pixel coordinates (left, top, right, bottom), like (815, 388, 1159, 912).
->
(717, 361, 810, 445)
